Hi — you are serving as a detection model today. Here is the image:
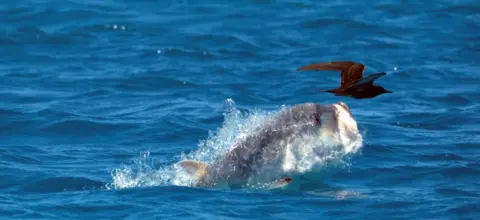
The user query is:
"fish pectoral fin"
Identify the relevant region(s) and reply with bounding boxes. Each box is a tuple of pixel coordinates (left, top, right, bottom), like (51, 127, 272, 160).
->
(267, 177, 292, 189)
(279, 177, 292, 184)
(178, 160, 208, 180)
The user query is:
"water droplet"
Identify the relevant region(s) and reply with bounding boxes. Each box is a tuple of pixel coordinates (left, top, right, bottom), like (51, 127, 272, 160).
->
(113, 25, 118, 29)
(394, 67, 398, 71)
(142, 151, 150, 159)
(157, 50, 161, 54)
(121, 26, 126, 30)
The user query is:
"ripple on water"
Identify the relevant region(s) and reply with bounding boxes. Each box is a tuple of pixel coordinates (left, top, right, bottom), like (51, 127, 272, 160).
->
(0, 0, 479, 219)
(41, 119, 138, 135)
(435, 187, 479, 198)
(23, 177, 107, 193)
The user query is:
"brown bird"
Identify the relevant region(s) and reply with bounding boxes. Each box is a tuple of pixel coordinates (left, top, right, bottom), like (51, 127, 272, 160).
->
(297, 61, 392, 99)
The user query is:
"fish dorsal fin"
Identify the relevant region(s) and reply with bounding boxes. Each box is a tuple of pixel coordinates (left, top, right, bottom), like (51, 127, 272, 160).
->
(178, 160, 208, 180)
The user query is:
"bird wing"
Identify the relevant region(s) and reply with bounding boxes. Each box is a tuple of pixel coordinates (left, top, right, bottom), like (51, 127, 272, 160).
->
(348, 72, 387, 88)
(297, 61, 365, 88)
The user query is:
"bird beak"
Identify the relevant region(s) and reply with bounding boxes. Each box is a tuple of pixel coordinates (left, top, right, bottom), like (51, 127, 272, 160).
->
(386, 90, 392, 93)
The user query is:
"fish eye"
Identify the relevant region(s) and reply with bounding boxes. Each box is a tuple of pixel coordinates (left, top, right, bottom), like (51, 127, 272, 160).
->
(315, 114, 321, 124)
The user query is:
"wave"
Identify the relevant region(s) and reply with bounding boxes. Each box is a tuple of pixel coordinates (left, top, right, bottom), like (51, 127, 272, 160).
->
(23, 177, 106, 193)
(41, 119, 137, 135)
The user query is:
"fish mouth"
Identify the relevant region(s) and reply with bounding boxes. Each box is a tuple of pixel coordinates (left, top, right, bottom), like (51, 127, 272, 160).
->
(333, 103, 362, 151)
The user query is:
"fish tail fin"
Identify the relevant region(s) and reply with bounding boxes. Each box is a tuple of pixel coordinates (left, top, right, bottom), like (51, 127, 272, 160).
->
(178, 160, 208, 181)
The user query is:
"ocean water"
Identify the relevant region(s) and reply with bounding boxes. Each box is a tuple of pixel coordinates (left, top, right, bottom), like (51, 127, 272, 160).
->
(1, 0, 479, 219)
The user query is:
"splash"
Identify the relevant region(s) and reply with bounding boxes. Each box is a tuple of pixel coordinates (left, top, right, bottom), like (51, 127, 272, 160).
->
(107, 99, 363, 190)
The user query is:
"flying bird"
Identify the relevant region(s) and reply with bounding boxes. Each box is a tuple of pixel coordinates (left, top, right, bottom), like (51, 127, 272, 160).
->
(297, 61, 392, 99)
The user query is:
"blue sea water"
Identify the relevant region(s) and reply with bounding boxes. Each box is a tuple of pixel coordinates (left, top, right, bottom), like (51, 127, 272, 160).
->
(1, 0, 479, 219)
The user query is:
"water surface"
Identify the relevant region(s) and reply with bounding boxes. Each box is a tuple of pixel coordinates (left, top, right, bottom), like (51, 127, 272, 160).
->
(1, 0, 479, 219)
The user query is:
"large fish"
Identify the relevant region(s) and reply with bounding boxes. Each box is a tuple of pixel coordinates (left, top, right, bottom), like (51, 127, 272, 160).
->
(178, 102, 363, 189)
